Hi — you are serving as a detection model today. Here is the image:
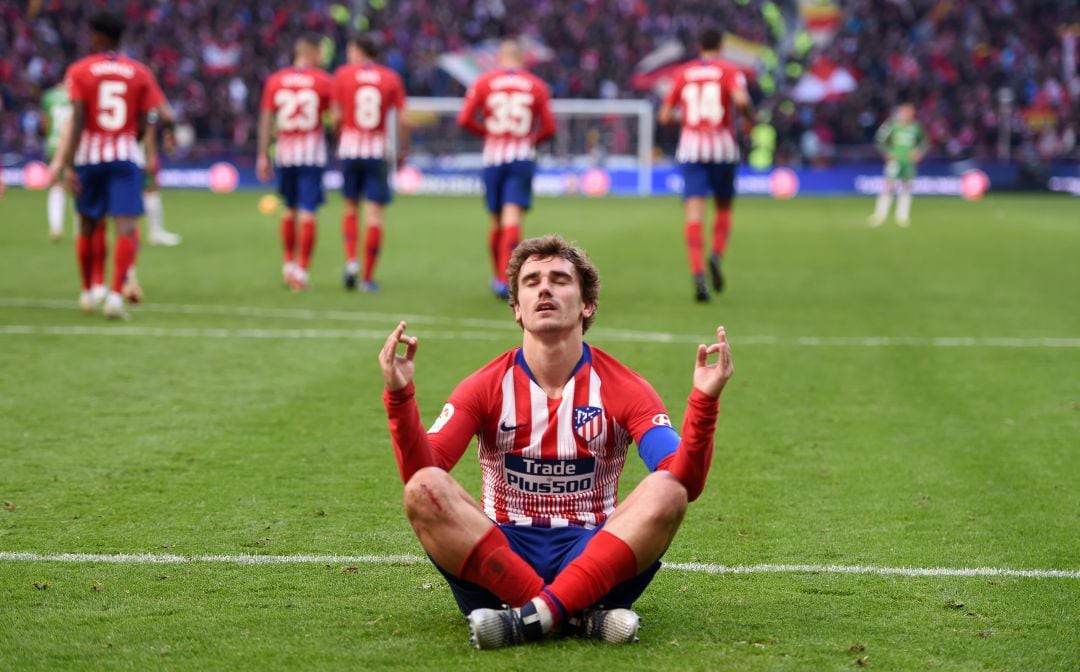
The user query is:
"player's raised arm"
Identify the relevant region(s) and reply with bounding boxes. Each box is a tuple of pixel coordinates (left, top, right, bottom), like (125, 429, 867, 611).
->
(378, 320, 419, 391)
(656, 326, 734, 501)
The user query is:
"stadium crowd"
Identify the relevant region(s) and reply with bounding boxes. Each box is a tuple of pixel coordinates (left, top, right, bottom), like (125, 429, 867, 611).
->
(1, 0, 1076, 164)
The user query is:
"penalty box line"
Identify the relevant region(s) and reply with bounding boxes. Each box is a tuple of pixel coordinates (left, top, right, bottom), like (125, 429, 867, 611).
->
(0, 552, 1077, 579)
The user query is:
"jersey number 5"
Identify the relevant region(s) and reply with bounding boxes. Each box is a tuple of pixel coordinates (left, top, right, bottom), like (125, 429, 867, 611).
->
(274, 89, 319, 132)
(485, 91, 534, 136)
(97, 80, 128, 131)
(681, 81, 724, 126)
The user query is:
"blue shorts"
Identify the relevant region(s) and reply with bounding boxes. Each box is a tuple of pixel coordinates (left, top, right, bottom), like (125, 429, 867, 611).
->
(74, 161, 144, 219)
(681, 161, 737, 200)
(276, 165, 325, 212)
(341, 158, 392, 205)
(482, 160, 534, 214)
(433, 524, 662, 615)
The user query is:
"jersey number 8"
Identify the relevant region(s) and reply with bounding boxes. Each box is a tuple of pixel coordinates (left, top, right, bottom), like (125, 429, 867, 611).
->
(485, 91, 534, 136)
(681, 81, 724, 126)
(274, 89, 320, 132)
(354, 86, 382, 130)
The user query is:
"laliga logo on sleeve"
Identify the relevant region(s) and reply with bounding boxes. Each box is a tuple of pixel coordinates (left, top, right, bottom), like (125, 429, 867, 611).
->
(429, 403, 454, 433)
(652, 413, 672, 427)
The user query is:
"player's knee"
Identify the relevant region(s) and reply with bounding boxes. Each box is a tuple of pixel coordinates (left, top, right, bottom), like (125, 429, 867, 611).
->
(644, 472, 689, 527)
(402, 467, 453, 523)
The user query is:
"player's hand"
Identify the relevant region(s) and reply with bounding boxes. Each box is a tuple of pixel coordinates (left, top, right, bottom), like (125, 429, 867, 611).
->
(162, 128, 177, 153)
(379, 321, 419, 392)
(256, 155, 271, 183)
(63, 166, 81, 195)
(692, 326, 734, 398)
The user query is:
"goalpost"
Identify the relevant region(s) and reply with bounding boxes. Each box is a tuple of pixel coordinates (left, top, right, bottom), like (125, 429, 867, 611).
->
(395, 97, 655, 196)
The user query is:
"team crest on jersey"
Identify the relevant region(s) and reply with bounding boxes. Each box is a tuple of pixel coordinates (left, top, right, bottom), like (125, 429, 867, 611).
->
(573, 406, 604, 441)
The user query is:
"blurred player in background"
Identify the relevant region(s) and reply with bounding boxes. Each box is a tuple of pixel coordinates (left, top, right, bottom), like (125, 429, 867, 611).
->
(41, 78, 73, 242)
(869, 102, 928, 228)
(120, 103, 180, 304)
(257, 33, 333, 292)
(141, 106, 181, 247)
(52, 11, 171, 320)
(457, 38, 556, 300)
(659, 28, 751, 302)
(379, 234, 734, 649)
(332, 34, 408, 293)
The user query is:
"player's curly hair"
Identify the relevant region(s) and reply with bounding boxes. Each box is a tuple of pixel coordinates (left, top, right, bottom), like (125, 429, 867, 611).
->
(506, 234, 601, 333)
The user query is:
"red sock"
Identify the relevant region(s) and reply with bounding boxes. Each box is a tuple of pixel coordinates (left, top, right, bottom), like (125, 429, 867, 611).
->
(685, 220, 704, 275)
(90, 224, 107, 286)
(497, 224, 520, 284)
(363, 224, 382, 282)
(280, 215, 296, 263)
(712, 205, 732, 256)
(540, 531, 638, 623)
(458, 526, 544, 608)
(111, 233, 137, 293)
(75, 234, 93, 290)
(298, 218, 316, 270)
(342, 212, 358, 263)
(488, 222, 502, 276)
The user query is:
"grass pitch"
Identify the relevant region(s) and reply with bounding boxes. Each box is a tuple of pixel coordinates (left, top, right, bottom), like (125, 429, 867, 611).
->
(0, 189, 1078, 670)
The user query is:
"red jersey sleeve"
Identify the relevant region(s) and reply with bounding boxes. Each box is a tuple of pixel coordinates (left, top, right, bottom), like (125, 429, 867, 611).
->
(259, 73, 277, 111)
(66, 65, 87, 103)
(457, 76, 487, 136)
(533, 80, 556, 144)
(141, 68, 166, 113)
(661, 67, 684, 110)
(425, 371, 490, 468)
(389, 71, 406, 110)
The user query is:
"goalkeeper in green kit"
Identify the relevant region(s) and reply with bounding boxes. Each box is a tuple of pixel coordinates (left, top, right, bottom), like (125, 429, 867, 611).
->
(41, 80, 73, 242)
(869, 102, 928, 228)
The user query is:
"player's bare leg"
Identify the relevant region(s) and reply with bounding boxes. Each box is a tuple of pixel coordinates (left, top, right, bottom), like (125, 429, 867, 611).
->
(342, 198, 360, 289)
(895, 180, 913, 227)
(403, 466, 544, 608)
(104, 216, 138, 320)
(402, 467, 494, 571)
(684, 197, 709, 301)
(709, 196, 732, 293)
(361, 199, 383, 292)
(869, 177, 894, 226)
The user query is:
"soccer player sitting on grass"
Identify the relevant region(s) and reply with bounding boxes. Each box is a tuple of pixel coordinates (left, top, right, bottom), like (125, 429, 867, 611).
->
(379, 234, 734, 649)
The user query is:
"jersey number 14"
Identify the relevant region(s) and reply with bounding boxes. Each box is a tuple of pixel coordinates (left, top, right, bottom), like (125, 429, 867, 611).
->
(681, 81, 724, 126)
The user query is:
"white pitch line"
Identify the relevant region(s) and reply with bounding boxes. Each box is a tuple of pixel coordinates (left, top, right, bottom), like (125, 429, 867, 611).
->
(2, 323, 1078, 349)
(1, 552, 1077, 579)
(2, 298, 1078, 348)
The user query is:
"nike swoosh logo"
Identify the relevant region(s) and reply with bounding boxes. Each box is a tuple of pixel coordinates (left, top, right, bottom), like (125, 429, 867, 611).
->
(499, 421, 527, 432)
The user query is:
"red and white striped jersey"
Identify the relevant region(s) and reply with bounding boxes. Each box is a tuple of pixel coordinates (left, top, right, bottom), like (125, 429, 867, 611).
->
(260, 66, 334, 167)
(426, 344, 672, 529)
(663, 59, 747, 164)
(64, 53, 166, 167)
(457, 68, 556, 166)
(333, 62, 405, 160)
